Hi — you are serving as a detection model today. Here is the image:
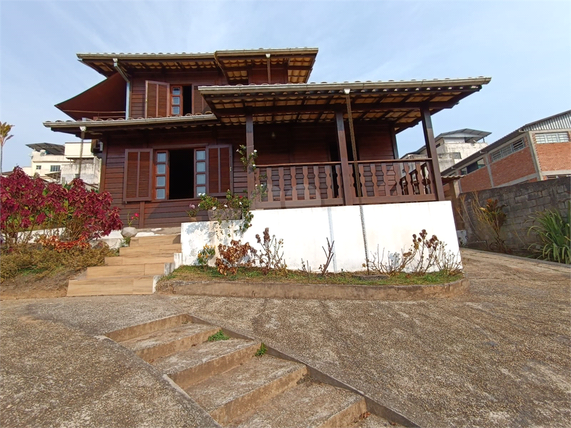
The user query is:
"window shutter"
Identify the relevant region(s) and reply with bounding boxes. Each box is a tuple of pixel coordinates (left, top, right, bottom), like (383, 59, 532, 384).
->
(207, 145, 232, 196)
(145, 81, 169, 117)
(124, 149, 152, 201)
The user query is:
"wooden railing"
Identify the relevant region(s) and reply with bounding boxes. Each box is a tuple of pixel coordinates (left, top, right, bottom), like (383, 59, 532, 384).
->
(351, 158, 437, 203)
(253, 159, 437, 209)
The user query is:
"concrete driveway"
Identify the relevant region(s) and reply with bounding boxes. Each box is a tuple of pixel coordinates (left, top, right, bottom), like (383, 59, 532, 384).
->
(1, 249, 570, 427)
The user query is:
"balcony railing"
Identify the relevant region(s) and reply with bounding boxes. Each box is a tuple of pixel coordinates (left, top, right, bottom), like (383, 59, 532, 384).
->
(253, 158, 437, 209)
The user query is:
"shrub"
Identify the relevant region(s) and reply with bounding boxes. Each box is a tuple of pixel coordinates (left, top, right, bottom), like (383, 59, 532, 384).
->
(528, 203, 570, 264)
(215, 240, 254, 276)
(1, 242, 116, 281)
(252, 228, 287, 275)
(1, 167, 122, 248)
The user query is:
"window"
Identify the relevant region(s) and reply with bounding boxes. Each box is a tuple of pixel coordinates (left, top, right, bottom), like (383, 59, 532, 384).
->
(536, 132, 569, 144)
(36, 165, 41, 170)
(123, 146, 232, 203)
(145, 81, 169, 118)
(466, 159, 486, 174)
(490, 139, 525, 162)
(170, 85, 193, 116)
(50, 165, 61, 172)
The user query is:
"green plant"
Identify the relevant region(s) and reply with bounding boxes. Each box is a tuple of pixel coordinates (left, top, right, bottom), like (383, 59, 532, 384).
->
(528, 203, 570, 264)
(197, 194, 221, 211)
(207, 330, 230, 342)
(125, 212, 139, 227)
(237, 145, 258, 172)
(197, 244, 216, 268)
(255, 343, 267, 357)
(187, 203, 198, 218)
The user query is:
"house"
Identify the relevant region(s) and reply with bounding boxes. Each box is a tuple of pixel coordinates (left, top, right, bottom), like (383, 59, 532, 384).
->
(442, 110, 571, 194)
(44, 48, 490, 271)
(402, 128, 490, 171)
(25, 142, 101, 187)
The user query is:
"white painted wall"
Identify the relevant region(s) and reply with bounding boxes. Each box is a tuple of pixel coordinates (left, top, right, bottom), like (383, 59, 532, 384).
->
(178, 201, 461, 273)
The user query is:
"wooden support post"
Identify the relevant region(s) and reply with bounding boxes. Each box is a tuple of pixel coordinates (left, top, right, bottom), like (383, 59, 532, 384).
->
(420, 106, 445, 201)
(335, 111, 354, 206)
(245, 114, 256, 207)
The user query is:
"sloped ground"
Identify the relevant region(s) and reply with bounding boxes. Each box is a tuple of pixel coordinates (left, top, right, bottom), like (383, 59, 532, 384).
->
(1, 249, 570, 427)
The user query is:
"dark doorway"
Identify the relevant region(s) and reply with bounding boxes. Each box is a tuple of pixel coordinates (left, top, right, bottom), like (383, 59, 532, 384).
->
(169, 149, 195, 199)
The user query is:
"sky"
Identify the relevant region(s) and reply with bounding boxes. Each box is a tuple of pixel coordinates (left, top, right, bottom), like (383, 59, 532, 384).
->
(1, 0, 570, 172)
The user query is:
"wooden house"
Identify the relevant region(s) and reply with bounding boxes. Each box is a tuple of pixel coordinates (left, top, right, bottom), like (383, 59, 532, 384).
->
(45, 48, 490, 230)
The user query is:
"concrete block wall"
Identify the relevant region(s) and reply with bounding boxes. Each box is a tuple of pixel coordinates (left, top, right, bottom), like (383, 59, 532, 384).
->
(454, 177, 570, 252)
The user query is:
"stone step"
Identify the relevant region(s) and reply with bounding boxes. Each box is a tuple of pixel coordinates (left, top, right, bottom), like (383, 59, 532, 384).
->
(119, 243, 181, 257)
(105, 255, 175, 266)
(119, 323, 221, 363)
(230, 380, 367, 428)
(86, 263, 168, 278)
(186, 355, 308, 426)
(130, 234, 181, 247)
(106, 314, 192, 342)
(67, 275, 155, 296)
(155, 338, 260, 390)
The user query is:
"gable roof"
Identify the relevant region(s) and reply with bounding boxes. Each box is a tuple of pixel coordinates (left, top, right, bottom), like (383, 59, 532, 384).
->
(77, 48, 318, 84)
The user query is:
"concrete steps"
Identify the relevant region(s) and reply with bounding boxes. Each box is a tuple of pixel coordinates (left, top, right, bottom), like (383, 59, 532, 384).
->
(106, 314, 398, 427)
(66, 233, 180, 297)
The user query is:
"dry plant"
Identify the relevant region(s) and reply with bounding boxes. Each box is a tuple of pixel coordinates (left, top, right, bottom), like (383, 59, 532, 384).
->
(319, 238, 335, 276)
(253, 227, 287, 275)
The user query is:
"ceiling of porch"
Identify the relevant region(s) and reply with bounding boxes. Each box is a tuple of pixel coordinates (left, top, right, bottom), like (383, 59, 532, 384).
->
(199, 77, 491, 133)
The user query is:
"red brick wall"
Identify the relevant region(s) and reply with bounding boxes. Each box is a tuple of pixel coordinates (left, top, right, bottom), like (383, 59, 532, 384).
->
(535, 142, 571, 173)
(489, 146, 537, 186)
(458, 166, 492, 193)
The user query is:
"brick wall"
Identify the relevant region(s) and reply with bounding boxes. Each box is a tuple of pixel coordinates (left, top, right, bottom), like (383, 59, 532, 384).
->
(536, 142, 571, 173)
(458, 166, 492, 193)
(489, 146, 537, 186)
(453, 177, 570, 252)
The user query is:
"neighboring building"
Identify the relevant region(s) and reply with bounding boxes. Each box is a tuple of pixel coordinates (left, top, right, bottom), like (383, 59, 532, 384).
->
(43, 47, 490, 270)
(402, 129, 490, 171)
(442, 110, 571, 193)
(25, 142, 101, 187)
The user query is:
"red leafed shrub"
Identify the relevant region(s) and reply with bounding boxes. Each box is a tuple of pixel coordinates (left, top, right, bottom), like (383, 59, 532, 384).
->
(1, 167, 122, 248)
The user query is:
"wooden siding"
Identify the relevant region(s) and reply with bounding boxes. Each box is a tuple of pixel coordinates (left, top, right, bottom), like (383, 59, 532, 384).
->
(129, 70, 224, 118)
(101, 122, 398, 228)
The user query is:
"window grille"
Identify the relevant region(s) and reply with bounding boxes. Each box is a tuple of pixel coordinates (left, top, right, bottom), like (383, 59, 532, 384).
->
(535, 132, 569, 144)
(490, 139, 525, 162)
(50, 165, 61, 172)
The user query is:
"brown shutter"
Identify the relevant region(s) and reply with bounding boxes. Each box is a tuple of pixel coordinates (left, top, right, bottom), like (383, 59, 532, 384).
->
(124, 149, 152, 201)
(193, 86, 205, 114)
(145, 81, 169, 118)
(207, 145, 232, 196)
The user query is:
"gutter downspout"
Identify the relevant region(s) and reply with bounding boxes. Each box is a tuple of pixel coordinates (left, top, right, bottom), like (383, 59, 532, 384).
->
(113, 58, 130, 118)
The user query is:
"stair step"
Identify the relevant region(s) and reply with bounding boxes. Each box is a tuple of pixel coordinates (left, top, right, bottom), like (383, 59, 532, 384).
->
(156, 338, 260, 389)
(130, 234, 181, 247)
(119, 323, 220, 363)
(107, 314, 192, 342)
(230, 380, 367, 428)
(120, 243, 181, 257)
(86, 263, 167, 278)
(186, 355, 307, 425)
(105, 255, 175, 266)
(67, 276, 155, 296)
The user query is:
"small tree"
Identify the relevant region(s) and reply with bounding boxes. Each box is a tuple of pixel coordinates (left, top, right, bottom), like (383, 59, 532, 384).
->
(0, 122, 14, 173)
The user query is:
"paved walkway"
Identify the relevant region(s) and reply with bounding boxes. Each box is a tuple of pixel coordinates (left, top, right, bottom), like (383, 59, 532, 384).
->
(1, 249, 570, 427)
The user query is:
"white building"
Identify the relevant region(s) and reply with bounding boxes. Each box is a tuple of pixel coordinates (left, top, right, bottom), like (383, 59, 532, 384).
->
(402, 129, 490, 171)
(26, 142, 101, 188)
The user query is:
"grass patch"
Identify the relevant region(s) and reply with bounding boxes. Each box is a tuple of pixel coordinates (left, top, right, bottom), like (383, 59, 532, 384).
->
(255, 343, 267, 357)
(159, 265, 462, 286)
(208, 330, 230, 342)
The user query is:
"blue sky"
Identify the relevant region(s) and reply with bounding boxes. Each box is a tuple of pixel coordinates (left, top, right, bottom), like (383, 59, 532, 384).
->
(1, 0, 569, 171)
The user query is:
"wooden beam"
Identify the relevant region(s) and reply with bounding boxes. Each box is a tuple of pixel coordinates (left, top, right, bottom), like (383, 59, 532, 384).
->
(420, 106, 445, 201)
(207, 100, 458, 116)
(245, 114, 255, 205)
(335, 111, 354, 206)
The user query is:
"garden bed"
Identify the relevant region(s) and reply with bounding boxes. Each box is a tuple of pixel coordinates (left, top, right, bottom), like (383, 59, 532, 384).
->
(157, 266, 468, 300)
